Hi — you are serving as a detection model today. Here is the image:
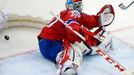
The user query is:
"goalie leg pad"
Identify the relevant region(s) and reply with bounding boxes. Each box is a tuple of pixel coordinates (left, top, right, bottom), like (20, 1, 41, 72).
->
(73, 42, 92, 56)
(56, 42, 83, 75)
(90, 30, 113, 55)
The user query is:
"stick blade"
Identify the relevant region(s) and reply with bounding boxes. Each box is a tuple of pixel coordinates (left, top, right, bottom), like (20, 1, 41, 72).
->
(118, 3, 127, 10)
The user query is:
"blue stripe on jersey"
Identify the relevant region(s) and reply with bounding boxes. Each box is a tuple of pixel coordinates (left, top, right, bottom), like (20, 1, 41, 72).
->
(66, 19, 77, 25)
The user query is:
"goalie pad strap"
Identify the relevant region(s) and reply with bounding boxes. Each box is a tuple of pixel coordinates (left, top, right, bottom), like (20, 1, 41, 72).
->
(59, 39, 71, 65)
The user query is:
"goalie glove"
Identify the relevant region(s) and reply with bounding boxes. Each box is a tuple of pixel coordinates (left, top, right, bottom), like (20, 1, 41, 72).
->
(97, 4, 115, 27)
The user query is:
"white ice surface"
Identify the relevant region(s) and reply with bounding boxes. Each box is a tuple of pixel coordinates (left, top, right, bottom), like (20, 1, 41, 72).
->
(0, 27, 40, 59)
(0, 0, 134, 75)
(0, 37, 134, 75)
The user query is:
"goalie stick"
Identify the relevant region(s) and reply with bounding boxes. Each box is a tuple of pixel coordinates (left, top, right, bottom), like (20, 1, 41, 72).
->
(119, 1, 134, 10)
(50, 11, 134, 75)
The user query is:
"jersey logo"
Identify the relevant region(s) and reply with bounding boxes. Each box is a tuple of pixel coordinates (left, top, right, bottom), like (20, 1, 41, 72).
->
(69, 10, 80, 19)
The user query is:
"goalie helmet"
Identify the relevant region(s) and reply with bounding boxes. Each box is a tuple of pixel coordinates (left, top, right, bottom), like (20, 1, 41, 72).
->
(65, 0, 83, 13)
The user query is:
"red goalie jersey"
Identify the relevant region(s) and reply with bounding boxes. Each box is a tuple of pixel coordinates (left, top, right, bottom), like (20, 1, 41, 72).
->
(38, 9, 101, 45)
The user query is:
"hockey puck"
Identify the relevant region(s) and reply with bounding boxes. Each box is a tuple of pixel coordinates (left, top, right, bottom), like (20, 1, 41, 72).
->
(4, 35, 10, 40)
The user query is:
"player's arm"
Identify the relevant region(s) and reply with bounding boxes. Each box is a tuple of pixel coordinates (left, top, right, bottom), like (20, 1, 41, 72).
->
(83, 4, 115, 29)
